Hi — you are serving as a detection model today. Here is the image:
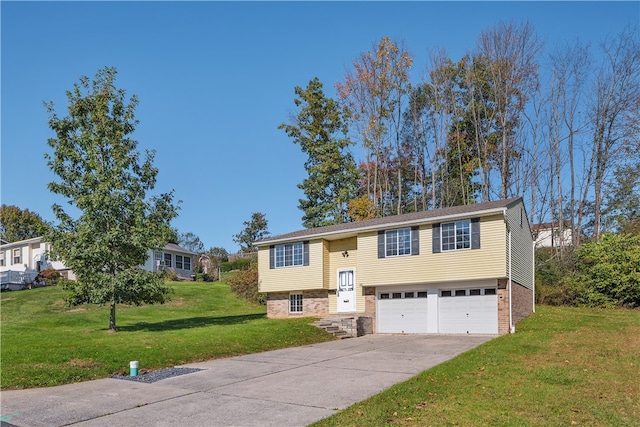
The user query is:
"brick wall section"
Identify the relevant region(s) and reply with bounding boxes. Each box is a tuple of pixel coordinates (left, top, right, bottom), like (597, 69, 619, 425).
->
(304, 290, 329, 316)
(497, 279, 533, 334)
(266, 291, 329, 318)
(497, 280, 510, 335)
(511, 281, 534, 325)
(364, 287, 376, 332)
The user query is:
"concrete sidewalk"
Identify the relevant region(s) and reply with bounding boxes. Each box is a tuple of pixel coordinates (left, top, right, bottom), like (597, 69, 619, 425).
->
(1, 334, 493, 427)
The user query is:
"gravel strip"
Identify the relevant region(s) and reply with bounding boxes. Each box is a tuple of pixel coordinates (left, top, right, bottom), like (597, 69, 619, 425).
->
(112, 367, 204, 383)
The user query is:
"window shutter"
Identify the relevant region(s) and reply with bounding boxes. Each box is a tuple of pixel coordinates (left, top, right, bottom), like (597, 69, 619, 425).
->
(411, 226, 420, 255)
(432, 223, 441, 253)
(269, 245, 275, 269)
(471, 218, 481, 249)
(303, 241, 309, 266)
(377, 231, 385, 258)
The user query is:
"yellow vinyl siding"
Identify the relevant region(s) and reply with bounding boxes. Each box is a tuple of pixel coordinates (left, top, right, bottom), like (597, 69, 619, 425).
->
(357, 215, 507, 287)
(258, 239, 324, 292)
(505, 202, 534, 289)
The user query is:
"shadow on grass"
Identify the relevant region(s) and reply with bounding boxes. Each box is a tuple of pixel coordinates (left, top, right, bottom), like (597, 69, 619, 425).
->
(116, 313, 266, 332)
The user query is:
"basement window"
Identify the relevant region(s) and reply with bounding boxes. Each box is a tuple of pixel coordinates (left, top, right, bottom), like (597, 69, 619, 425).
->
(289, 293, 303, 313)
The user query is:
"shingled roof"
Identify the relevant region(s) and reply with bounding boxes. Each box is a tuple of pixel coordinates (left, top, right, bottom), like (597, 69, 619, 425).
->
(257, 197, 522, 245)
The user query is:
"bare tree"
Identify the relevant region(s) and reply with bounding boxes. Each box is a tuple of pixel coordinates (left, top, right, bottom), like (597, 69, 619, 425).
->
(477, 20, 543, 199)
(338, 37, 413, 217)
(587, 28, 640, 240)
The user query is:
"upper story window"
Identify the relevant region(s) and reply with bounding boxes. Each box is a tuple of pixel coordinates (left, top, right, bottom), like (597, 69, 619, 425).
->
(276, 242, 303, 268)
(378, 227, 419, 258)
(441, 220, 471, 251)
(385, 228, 412, 257)
(269, 241, 309, 269)
(13, 248, 21, 265)
(432, 218, 479, 253)
(0, 251, 5, 266)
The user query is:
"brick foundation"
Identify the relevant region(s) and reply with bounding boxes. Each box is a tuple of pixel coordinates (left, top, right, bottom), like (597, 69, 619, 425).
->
(266, 290, 329, 318)
(497, 279, 534, 334)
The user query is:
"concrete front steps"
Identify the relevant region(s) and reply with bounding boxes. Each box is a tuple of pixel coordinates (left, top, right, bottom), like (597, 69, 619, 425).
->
(313, 316, 373, 339)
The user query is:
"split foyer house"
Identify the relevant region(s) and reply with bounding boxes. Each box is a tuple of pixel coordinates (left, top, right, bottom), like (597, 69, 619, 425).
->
(256, 197, 534, 335)
(0, 237, 196, 289)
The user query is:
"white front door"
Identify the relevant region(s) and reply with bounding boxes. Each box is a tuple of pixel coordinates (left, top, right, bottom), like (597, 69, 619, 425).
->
(337, 270, 356, 312)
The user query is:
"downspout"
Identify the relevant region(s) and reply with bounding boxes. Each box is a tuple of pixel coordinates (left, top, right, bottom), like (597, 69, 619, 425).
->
(532, 240, 536, 313)
(508, 229, 514, 333)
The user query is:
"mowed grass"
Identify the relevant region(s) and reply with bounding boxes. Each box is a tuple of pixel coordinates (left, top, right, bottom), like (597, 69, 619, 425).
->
(1, 280, 334, 390)
(312, 306, 640, 427)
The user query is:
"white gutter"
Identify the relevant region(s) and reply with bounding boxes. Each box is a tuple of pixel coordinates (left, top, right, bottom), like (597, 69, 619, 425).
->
(257, 206, 510, 246)
(508, 229, 515, 334)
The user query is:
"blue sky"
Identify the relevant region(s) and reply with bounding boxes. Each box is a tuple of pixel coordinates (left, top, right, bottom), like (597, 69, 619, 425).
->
(2, 1, 638, 252)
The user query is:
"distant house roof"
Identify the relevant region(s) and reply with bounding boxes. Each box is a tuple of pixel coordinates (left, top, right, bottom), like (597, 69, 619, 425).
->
(163, 243, 198, 255)
(257, 197, 523, 246)
(532, 221, 572, 231)
(0, 236, 45, 248)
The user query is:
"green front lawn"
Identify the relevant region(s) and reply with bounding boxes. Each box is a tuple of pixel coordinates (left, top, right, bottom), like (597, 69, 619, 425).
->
(312, 306, 640, 426)
(0, 281, 334, 390)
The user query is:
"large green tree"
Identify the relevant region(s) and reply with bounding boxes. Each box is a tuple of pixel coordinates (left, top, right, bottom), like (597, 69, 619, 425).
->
(233, 212, 270, 253)
(44, 66, 178, 332)
(279, 78, 359, 227)
(0, 205, 50, 242)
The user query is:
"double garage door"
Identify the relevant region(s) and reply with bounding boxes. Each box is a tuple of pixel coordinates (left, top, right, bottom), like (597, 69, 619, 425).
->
(377, 287, 498, 334)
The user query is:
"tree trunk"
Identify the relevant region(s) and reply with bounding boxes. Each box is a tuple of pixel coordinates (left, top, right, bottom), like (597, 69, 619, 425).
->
(109, 301, 117, 332)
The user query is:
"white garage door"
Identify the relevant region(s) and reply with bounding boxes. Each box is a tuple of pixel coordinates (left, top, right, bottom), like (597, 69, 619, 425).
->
(438, 288, 498, 334)
(377, 290, 428, 333)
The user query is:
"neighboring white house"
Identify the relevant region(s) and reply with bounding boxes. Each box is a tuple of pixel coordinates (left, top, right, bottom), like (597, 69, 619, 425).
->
(532, 222, 573, 248)
(140, 243, 198, 279)
(0, 237, 196, 290)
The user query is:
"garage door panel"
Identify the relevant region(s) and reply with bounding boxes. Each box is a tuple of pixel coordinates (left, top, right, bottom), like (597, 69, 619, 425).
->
(438, 289, 497, 334)
(377, 291, 428, 334)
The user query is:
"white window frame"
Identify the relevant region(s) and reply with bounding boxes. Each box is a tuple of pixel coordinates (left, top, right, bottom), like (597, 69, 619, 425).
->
(385, 228, 411, 257)
(12, 248, 21, 265)
(183, 256, 191, 271)
(289, 292, 303, 313)
(154, 251, 163, 266)
(164, 253, 172, 268)
(441, 220, 471, 251)
(0, 251, 4, 267)
(175, 255, 183, 269)
(275, 242, 303, 268)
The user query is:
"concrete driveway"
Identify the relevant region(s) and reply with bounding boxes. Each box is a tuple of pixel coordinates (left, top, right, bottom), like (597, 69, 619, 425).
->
(1, 334, 493, 427)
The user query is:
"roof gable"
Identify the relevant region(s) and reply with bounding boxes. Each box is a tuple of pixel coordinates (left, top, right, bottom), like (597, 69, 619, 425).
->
(258, 197, 522, 245)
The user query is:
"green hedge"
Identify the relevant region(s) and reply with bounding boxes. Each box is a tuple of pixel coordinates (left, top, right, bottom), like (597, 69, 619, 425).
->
(221, 258, 253, 272)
